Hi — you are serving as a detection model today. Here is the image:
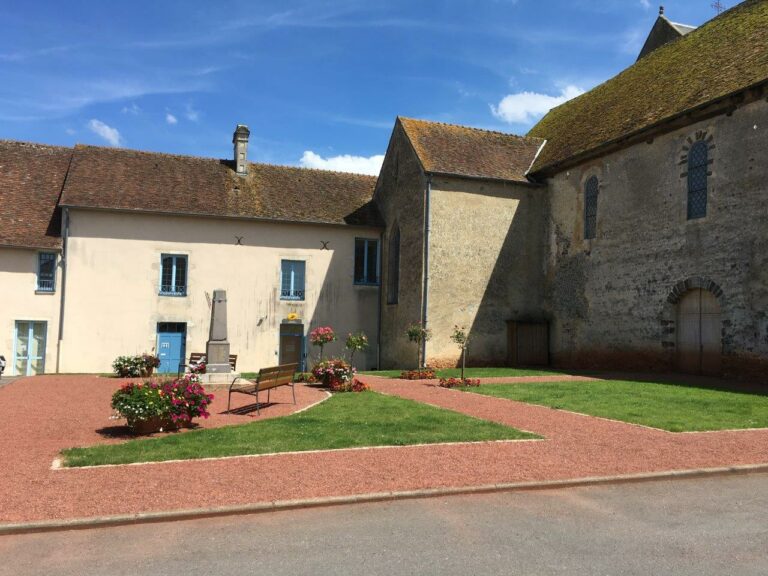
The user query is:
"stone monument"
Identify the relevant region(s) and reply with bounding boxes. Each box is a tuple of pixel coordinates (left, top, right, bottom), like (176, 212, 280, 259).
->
(206, 289, 231, 374)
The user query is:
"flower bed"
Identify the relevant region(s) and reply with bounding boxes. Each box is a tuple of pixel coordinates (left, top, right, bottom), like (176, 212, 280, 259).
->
(438, 377, 481, 388)
(312, 358, 356, 389)
(111, 373, 214, 434)
(111, 353, 161, 377)
(400, 369, 436, 380)
(330, 378, 370, 393)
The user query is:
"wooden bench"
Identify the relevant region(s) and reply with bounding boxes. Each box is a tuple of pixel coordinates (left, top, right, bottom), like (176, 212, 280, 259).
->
(228, 363, 299, 414)
(179, 353, 238, 376)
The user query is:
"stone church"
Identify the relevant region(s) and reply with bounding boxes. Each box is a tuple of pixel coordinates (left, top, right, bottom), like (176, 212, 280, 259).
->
(1, 1, 766, 378)
(376, 1, 768, 378)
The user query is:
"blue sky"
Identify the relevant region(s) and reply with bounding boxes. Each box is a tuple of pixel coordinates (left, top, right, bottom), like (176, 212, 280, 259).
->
(0, 0, 723, 174)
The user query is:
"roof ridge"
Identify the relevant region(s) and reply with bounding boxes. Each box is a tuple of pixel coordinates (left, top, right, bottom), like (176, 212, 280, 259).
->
(73, 143, 377, 179)
(0, 139, 74, 151)
(533, 0, 759, 123)
(398, 116, 541, 142)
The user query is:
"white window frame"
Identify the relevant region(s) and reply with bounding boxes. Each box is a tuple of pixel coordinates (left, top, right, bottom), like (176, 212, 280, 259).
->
(159, 254, 188, 297)
(281, 260, 306, 301)
(354, 238, 380, 286)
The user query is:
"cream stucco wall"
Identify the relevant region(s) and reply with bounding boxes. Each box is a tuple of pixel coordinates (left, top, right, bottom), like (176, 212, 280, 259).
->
(0, 246, 62, 375)
(425, 177, 546, 367)
(59, 209, 380, 374)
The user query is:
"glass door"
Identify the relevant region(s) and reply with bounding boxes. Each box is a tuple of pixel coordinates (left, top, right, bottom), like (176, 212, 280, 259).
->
(14, 321, 47, 376)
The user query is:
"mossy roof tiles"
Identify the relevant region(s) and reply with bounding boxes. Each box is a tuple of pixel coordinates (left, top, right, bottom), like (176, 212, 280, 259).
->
(0, 140, 72, 249)
(59, 145, 382, 227)
(398, 117, 544, 183)
(528, 0, 768, 175)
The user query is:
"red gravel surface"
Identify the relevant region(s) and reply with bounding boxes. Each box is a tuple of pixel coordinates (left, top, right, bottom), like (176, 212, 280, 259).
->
(2, 374, 768, 524)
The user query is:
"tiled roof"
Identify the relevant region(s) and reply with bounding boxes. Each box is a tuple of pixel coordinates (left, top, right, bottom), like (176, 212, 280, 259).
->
(528, 0, 768, 175)
(0, 140, 72, 249)
(398, 117, 544, 183)
(60, 145, 382, 227)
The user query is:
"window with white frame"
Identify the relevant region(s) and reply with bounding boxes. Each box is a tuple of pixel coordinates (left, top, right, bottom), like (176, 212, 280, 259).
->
(281, 260, 305, 300)
(36, 252, 57, 292)
(354, 238, 379, 285)
(160, 254, 188, 296)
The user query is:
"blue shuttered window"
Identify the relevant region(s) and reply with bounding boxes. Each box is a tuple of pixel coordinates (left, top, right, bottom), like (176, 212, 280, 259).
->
(281, 260, 305, 300)
(160, 255, 188, 296)
(687, 141, 708, 220)
(354, 238, 380, 285)
(36, 252, 56, 292)
(584, 176, 599, 240)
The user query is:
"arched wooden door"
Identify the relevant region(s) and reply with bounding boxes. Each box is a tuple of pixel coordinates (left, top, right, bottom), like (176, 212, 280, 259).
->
(677, 289, 722, 375)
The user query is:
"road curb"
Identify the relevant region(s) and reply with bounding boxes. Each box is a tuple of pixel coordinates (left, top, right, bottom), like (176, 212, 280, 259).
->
(2, 463, 768, 536)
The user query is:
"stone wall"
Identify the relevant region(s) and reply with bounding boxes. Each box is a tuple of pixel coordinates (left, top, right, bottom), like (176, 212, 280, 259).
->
(426, 176, 546, 367)
(374, 122, 428, 369)
(543, 97, 768, 378)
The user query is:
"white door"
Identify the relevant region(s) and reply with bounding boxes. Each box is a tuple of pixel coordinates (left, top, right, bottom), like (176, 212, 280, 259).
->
(14, 321, 47, 376)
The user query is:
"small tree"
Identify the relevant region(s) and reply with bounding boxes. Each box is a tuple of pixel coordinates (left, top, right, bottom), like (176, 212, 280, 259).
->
(450, 326, 470, 380)
(406, 322, 432, 369)
(310, 326, 336, 360)
(345, 331, 369, 365)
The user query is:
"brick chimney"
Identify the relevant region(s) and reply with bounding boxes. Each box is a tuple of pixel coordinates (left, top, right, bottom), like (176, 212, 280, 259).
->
(232, 124, 250, 176)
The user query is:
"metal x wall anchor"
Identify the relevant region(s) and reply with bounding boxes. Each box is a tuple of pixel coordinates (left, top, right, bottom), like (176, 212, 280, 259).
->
(320, 241, 331, 250)
(234, 235, 244, 245)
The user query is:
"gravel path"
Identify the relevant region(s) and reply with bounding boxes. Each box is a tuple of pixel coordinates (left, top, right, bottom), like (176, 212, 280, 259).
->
(1, 374, 767, 524)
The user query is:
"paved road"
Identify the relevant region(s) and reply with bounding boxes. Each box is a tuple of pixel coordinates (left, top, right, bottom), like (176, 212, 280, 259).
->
(2, 473, 767, 576)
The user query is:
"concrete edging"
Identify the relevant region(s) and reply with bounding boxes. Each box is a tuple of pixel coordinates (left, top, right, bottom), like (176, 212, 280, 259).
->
(2, 463, 768, 536)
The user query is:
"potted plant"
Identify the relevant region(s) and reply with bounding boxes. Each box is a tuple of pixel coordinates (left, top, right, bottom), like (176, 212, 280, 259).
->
(310, 326, 336, 360)
(111, 375, 214, 434)
(311, 358, 356, 389)
(345, 331, 369, 366)
(406, 322, 432, 370)
(141, 353, 161, 377)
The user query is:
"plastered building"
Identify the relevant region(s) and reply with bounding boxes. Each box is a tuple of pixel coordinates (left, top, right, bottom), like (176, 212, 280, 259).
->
(2, 2, 767, 378)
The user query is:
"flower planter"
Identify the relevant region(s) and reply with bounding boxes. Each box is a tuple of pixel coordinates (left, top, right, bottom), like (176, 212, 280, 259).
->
(141, 367, 155, 378)
(130, 416, 178, 435)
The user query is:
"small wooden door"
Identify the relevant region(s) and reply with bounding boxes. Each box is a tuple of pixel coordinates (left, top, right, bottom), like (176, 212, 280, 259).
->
(280, 324, 304, 370)
(677, 289, 721, 375)
(507, 322, 549, 366)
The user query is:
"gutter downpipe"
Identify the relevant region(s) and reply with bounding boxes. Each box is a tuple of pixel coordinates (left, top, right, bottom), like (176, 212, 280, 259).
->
(421, 175, 432, 368)
(377, 228, 383, 370)
(56, 207, 69, 373)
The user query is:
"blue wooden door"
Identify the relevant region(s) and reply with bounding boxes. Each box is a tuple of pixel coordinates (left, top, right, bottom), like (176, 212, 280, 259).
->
(157, 328, 185, 374)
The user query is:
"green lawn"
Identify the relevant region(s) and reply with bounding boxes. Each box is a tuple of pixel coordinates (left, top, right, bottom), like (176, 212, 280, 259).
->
(462, 380, 768, 432)
(361, 367, 564, 379)
(62, 391, 537, 467)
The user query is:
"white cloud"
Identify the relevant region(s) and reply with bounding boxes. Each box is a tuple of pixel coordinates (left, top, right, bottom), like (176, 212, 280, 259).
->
(87, 119, 123, 147)
(184, 103, 199, 122)
(639, 0, 651, 8)
(491, 85, 585, 124)
(65, 128, 76, 135)
(166, 112, 178, 125)
(121, 103, 141, 115)
(299, 151, 384, 175)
